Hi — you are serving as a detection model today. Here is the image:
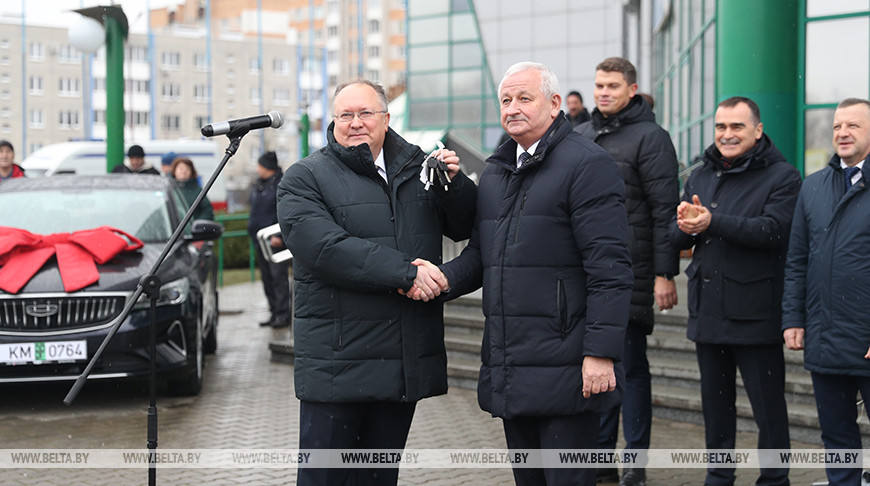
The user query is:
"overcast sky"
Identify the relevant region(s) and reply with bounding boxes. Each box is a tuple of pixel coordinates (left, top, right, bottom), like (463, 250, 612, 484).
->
(0, 1, 180, 33)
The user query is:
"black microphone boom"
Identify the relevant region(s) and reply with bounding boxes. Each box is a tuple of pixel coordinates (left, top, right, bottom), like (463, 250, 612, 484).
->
(201, 110, 284, 137)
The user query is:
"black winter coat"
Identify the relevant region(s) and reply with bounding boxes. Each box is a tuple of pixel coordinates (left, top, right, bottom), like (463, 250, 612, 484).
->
(575, 96, 680, 332)
(276, 125, 477, 403)
(783, 155, 870, 376)
(248, 171, 282, 236)
(669, 134, 801, 344)
(177, 178, 214, 221)
(441, 114, 633, 419)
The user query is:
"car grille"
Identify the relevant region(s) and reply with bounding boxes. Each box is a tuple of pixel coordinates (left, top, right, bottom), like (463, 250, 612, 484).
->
(0, 294, 127, 333)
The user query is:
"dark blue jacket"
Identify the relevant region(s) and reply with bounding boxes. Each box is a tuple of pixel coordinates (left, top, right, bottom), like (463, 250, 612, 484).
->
(248, 171, 282, 236)
(276, 124, 477, 403)
(576, 96, 680, 332)
(441, 114, 633, 419)
(669, 134, 801, 344)
(783, 154, 870, 376)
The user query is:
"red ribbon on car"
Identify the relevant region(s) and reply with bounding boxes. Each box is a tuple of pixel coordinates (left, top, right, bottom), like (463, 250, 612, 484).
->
(0, 226, 144, 294)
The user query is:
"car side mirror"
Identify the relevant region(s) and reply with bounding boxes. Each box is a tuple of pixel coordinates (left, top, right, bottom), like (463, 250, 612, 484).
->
(185, 220, 224, 241)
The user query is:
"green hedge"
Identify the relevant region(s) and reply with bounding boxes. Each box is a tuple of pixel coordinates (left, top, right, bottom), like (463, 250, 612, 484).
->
(221, 215, 253, 269)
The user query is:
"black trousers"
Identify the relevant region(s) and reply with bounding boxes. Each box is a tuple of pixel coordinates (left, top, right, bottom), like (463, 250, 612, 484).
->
(810, 371, 870, 486)
(502, 412, 600, 486)
(251, 237, 291, 322)
(297, 400, 417, 486)
(696, 342, 790, 486)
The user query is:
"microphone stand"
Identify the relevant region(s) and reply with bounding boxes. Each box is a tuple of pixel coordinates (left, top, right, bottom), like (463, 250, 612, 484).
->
(64, 127, 250, 486)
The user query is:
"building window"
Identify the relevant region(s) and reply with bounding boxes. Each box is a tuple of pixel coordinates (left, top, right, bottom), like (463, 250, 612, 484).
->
(369, 19, 380, 33)
(273, 58, 291, 75)
(59, 77, 81, 96)
(273, 88, 291, 106)
(0, 39, 8, 49)
(195, 115, 209, 131)
(126, 111, 150, 127)
(94, 78, 106, 92)
(58, 45, 80, 63)
(250, 87, 261, 105)
(162, 83, 181, 101)
(126, 46, 148, 62)
(194, 84, 209, 102)
(328, 25, 339, 38)
(29, 42, 44, 61)
(28, 76, 43, 94)
(194, 53, 208, 71)
(162, 51, 181, 68)
(29, 109, 44, 128)
(58, 110, 80, 129)
(368, 46, 380, 59)
(249, 58, 260, 74)
(367, 70, 380, 83)
(328, 50, 338, 62)
(126, 79, 150, 94)
(94, 110, 105, 124)
(0, 73, 8, 84)
(162, 114, 181, 131)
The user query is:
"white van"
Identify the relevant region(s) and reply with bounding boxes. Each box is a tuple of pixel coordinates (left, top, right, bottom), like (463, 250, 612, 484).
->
(21, 140, 226, 208)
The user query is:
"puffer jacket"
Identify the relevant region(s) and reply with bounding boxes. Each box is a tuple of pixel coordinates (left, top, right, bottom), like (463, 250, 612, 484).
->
(441, 114, 633, 419)
(576, 96, 680, 333)
(276, 124, 477, 403)
(782, 154, 870, 377)
(248, 171, 282, 236)
(669, 134, 801, 344)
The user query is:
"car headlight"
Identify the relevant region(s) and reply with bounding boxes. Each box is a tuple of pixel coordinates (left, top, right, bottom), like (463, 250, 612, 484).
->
(134, 277, 190, 308)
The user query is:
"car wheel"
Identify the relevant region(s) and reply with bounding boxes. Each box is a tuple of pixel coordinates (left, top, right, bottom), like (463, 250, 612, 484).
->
(204, 291, 218, 354)
(167, 315, 204, 396)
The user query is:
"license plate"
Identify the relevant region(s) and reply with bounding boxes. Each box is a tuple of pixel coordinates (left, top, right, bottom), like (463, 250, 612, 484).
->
(0, 341, 87, 365)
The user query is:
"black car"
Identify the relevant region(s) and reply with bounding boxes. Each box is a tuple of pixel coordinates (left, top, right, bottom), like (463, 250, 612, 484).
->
(0, 175, 222, 395)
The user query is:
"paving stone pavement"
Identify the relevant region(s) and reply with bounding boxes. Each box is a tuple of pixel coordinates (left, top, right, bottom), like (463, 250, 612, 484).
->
(0, 281, 831, 485)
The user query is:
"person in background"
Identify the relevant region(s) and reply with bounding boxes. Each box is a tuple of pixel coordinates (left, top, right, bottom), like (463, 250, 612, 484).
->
(161, 151, 177, 177)
(248, 151, 292, 329)
(112, 145, 159, 174)
(782, 97, 870, 486)
(575, 56, 680, 486)
(671, 96, 798, 486)
(0, 140, 24, 181)
(565, 90, 591, 127)
(277, 79, 477, 486)
(638, 92, 655, 111)
(171, 157, 214, 221)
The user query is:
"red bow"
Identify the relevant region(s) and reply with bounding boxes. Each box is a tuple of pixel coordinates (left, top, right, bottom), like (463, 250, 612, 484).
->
(0, 226, 144, 294)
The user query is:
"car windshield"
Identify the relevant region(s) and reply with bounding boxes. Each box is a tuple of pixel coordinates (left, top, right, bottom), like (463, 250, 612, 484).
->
(0, 188, 172, 242)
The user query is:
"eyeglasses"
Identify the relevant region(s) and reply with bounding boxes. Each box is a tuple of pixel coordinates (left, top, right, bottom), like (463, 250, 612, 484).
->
(333, 110, 387, 122)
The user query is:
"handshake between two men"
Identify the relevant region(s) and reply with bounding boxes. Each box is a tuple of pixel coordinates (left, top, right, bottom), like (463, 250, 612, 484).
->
(398, 259, 447, 302)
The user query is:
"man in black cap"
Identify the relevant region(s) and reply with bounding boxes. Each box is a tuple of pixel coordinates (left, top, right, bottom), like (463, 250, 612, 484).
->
(248, 151, 291, 328)
(0, 140, 24, 181)
(112, 144, 160, 174)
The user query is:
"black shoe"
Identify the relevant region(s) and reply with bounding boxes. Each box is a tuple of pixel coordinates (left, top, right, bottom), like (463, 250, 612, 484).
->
(270, 317, 291, 329)
(597, 467, 619, 483)
(259, 319, 274, 327)
(619, 468, 645, 486)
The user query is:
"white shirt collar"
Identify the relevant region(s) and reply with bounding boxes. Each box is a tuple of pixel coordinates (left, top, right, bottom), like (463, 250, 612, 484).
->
(840, 158, 864, 185)
(515, 141, 540, 168)
(374, 149, 387, 182)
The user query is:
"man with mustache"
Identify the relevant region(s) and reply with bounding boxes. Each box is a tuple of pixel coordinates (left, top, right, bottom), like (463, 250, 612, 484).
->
(782, 98, 870, 486)
(669, 96, 800, 486)
(574, 56, 680, 486)
(276, 79, 477, 486)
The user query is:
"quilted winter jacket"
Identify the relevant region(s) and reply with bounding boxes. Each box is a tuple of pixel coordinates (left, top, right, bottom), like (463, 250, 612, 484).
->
(441, 114, 634, 419)
(782, 154, 870, 377)
(669, 134, 801, 344)
(276, 124, 477, 402)
(575, 96, 680, 332)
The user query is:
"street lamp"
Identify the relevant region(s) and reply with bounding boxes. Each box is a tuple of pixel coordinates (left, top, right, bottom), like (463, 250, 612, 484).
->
(69, 6, 128, 172)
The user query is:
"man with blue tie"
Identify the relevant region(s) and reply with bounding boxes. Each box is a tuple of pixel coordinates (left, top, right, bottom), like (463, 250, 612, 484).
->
(669, 96, 800, 486)
(782, 97, 870, 486)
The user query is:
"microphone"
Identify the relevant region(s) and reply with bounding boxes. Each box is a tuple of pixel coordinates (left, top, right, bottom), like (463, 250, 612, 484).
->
(201, 111, 284, 137)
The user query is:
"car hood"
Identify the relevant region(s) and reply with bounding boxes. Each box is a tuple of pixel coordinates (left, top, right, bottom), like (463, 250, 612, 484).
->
(4, 244, 191, 295)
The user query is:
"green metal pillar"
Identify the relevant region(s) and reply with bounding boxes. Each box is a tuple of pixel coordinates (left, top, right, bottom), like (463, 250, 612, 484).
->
(104, 13, 127, 172)
(717, 0, 799, 166)
(300, 113, 310, 158)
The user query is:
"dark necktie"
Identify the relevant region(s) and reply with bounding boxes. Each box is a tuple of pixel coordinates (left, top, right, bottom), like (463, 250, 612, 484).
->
(518, 152, 531, 168)
(844, 166, 860, 193)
